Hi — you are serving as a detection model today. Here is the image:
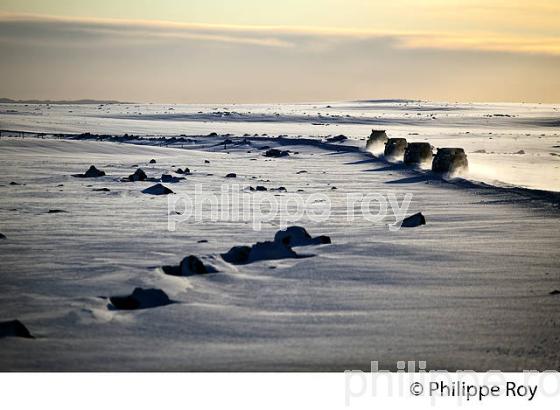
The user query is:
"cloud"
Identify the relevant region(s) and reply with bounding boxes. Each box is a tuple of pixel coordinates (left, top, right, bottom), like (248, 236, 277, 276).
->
(0, 12, 559, 55)
(0, 12, 558, 103)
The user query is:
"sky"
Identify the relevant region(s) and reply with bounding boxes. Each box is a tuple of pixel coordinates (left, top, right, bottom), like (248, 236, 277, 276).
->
(0, 0, 559, 103)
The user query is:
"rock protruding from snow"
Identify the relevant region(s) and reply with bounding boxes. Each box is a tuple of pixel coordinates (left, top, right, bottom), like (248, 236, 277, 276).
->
(384, 138, 408, 159)
(176, 168, 190, 174)
(404, 142, 433, 166)
(127, 168, 147, 182)
(0, 319, 34, 338)
(142, 183, 174, 195)
(274, 226, 331, 247)
(109, 288, 173, 310)
(400, 212, 426, 228)
(180, 255, 211, 275)
(432, 148, 469, 174)
(149, 159, 157, 164)
(225, 173, 237, 178)
(161, 174, 185, 183)
(221, 241, 298, 265)
(0, 233, 6, 240)
(249, 241, 298, 262)
(73, 165, 106, 178)
(162, 255, 218, 276)
(264, 148, 289, 158)
(221, 246, 252, 264)
(326, 135, 348, 143)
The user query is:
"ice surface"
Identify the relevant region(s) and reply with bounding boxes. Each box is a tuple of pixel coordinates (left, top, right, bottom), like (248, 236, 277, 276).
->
(2, 100, 559, 191)
(0, 102, 559, 371)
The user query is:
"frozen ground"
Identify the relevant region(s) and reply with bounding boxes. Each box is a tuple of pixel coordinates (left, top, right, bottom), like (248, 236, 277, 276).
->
(0, 101, 559, 371)
(1, 100, 559, 191)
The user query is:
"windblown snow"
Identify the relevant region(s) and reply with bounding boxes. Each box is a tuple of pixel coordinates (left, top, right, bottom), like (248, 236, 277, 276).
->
(0, 100, 559, 371)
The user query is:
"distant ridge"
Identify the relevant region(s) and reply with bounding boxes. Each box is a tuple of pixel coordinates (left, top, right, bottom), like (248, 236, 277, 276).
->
(0, 98, 131, 104)
(353, 99, 421, 103)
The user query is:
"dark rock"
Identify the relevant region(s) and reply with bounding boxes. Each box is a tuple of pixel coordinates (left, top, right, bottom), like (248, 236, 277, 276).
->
(142, 183, 174, 195)
(225, 173, 237, 178)
(326, 135, 348, 143)
(248, 241, 298, 262)
(84, 165, 105, 177)
(109, 287, 173, 310)
(221, 241, 298, 265)
(176, 167, 191, 174)
(221, 245, 251, 264)
(550, 289, 560, 295)
(255, 185, 267, 191)
(48, 209, 67, 214)
(149, 159, 157, 164)
(73, 165, 106, 178)
(197, 239, 208, 243)
(127, 168, 147, 182)
(180, 255, 212, 276)
(161, 174, 185, 183)
(274, 226, 331, 247)
(264, 148, 289, 158)
(296, 170, 307, 174)
(400, 212, 426, 228)
(0, 320, 34, 339)
(204, 160, 210, 164)
(0, 233, 6, 240)
(92, 188, 111, 192)
(9, 181, 20, 186)
(162, 255, 217, 277)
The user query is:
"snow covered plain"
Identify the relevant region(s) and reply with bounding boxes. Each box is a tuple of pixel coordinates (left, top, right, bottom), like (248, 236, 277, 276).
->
(0, 101, 559, 371)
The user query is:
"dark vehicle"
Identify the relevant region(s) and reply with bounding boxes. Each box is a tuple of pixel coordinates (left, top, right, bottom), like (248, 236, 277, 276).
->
(432, 148, 469, 173)
(384, 138, 408, 159)
(366, 129, 388, 152)
(404, 142, 433, 165)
